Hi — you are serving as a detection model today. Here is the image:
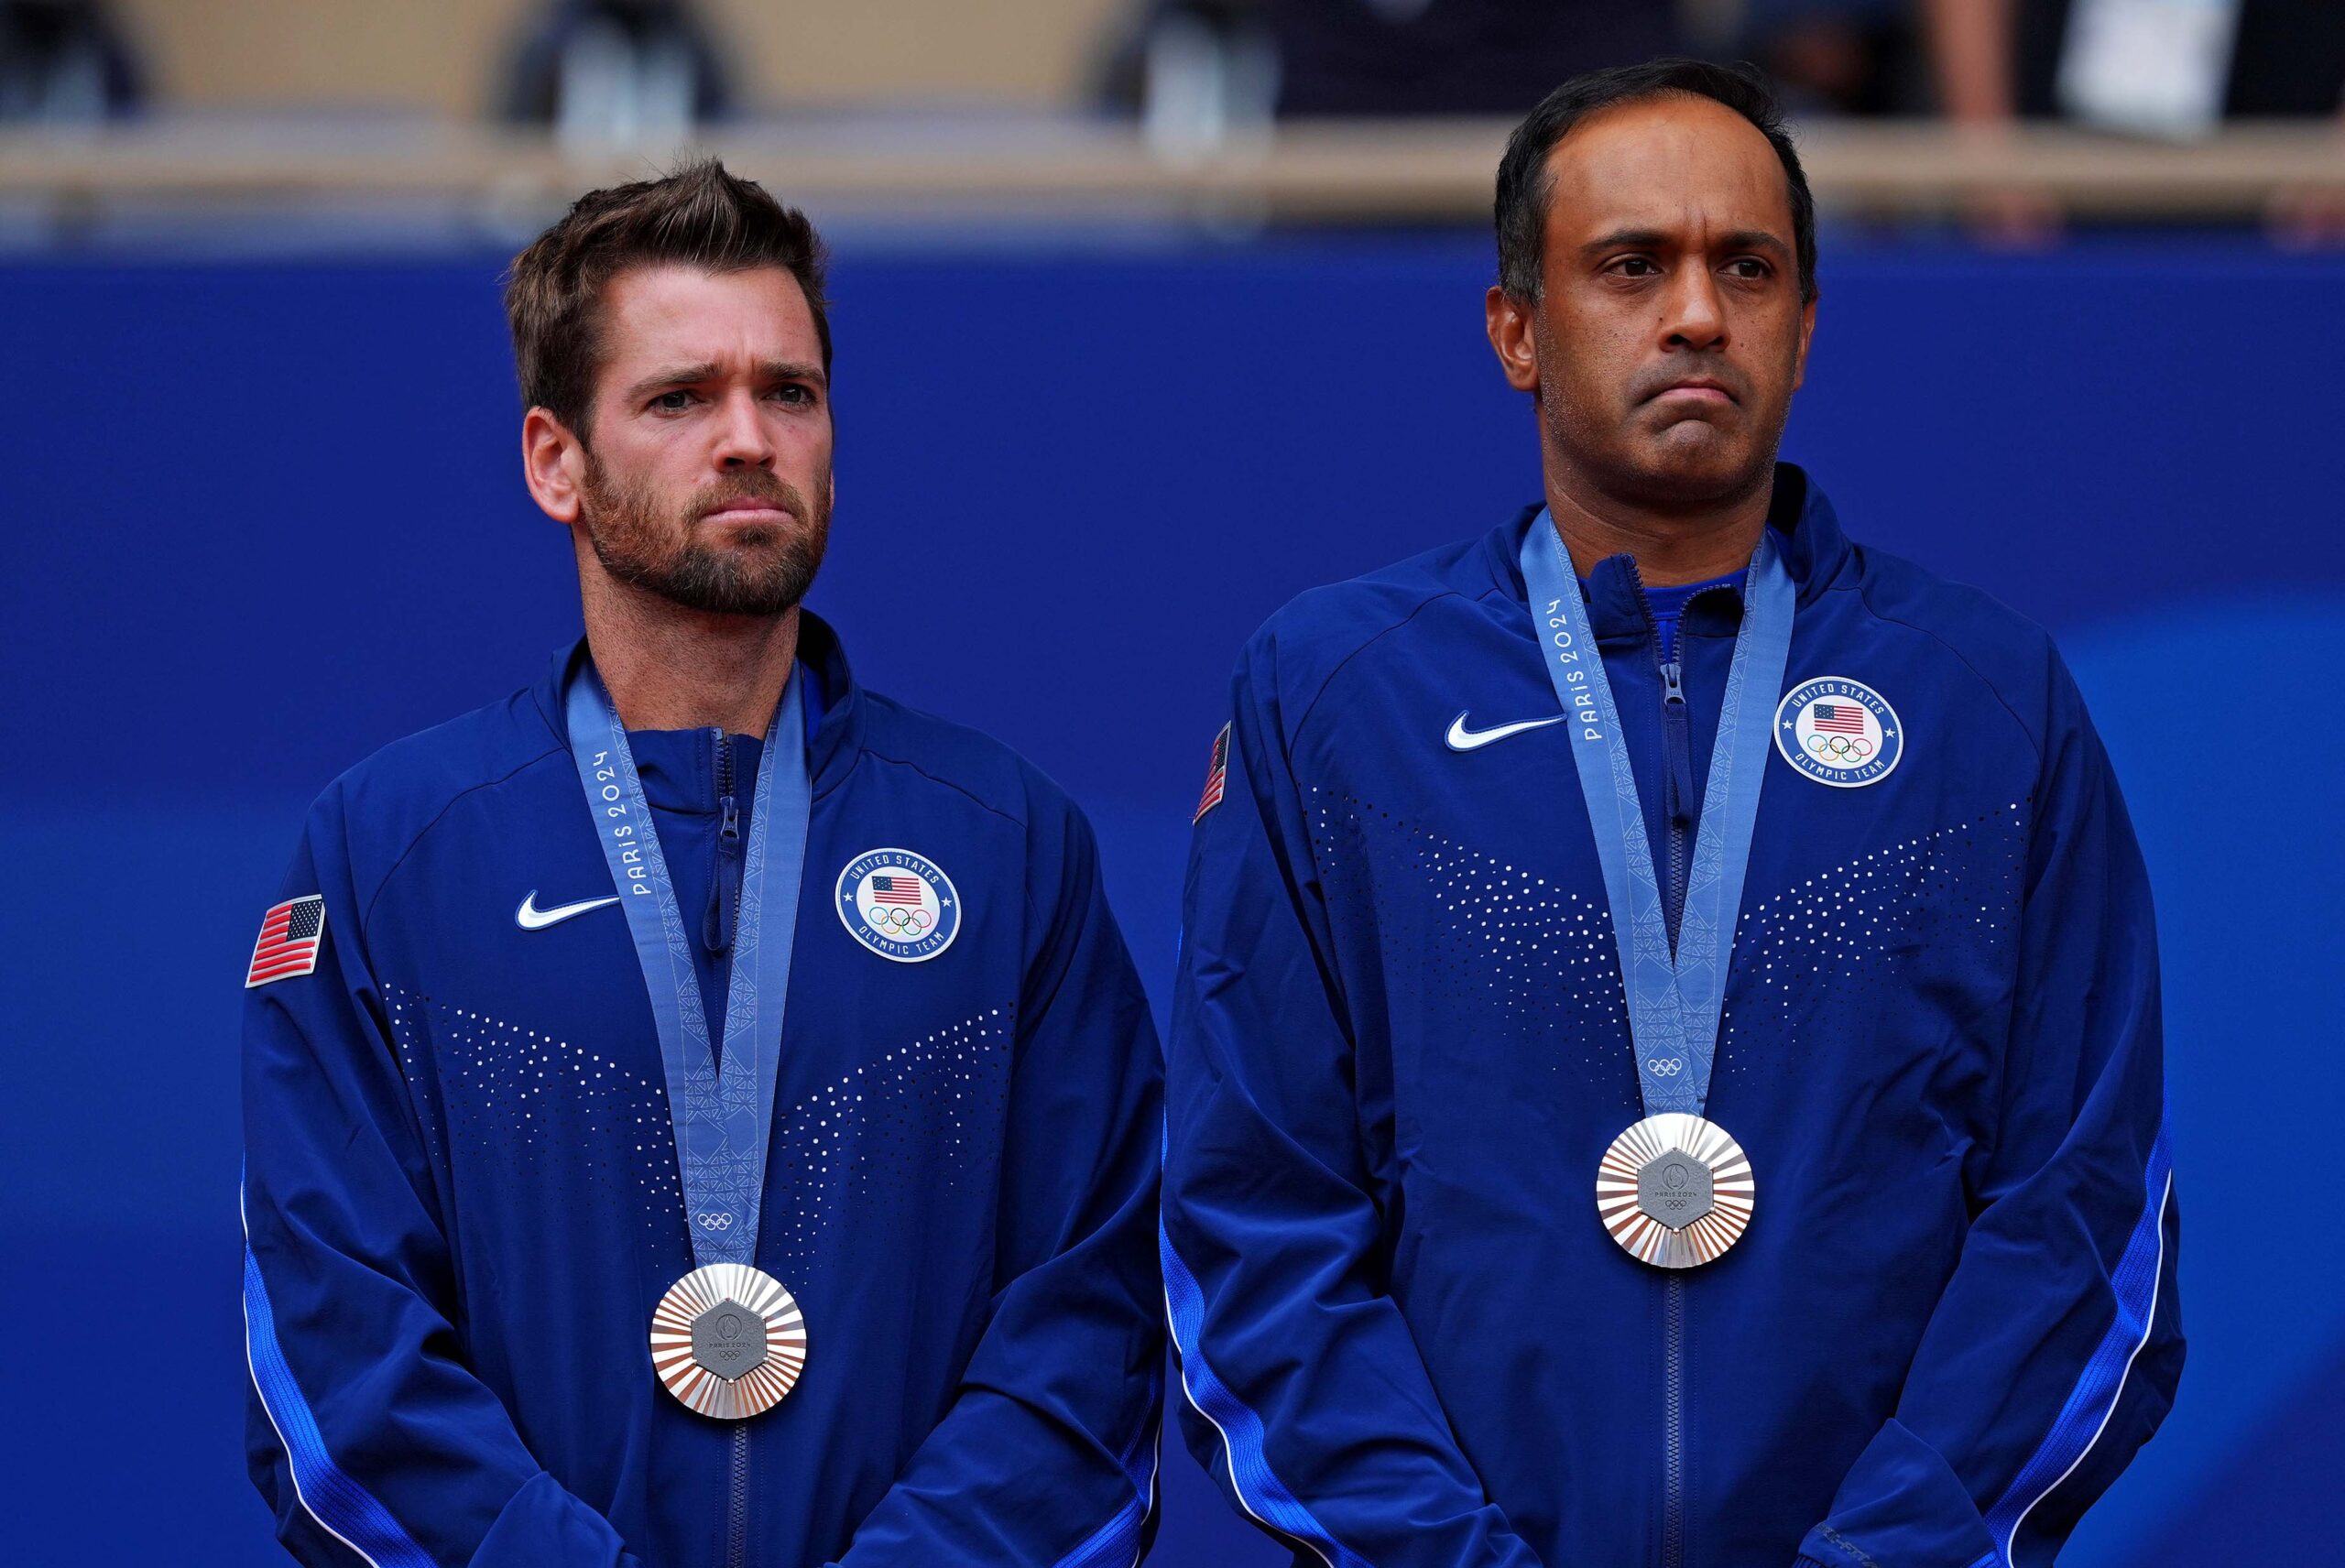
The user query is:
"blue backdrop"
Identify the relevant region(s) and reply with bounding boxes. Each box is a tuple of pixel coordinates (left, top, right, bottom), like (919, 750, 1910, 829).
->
(5, 233, 2340, 1564)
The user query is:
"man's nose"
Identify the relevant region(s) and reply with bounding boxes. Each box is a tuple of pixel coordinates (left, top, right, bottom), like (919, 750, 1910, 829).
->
(1660, 267, 1728, 352)
(712, 388, 775, 469)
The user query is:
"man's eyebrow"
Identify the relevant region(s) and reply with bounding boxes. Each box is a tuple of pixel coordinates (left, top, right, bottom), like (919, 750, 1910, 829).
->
(623, 360, 827, 401)
(624, 362, 720, 402)
(755, 359, 827, 387)
(1718, 228, 1794, 261)
(1580, 228, 1672, 256)
(1578, 227, 1793, 261)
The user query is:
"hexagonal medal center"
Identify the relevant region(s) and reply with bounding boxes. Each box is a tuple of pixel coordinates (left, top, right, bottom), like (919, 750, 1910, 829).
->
(690, 1300, 769, 1381)
(1635, 1150, 1715, 1231)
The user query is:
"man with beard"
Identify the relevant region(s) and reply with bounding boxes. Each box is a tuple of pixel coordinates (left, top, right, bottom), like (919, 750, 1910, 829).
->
(239, 162, 1163, 1568)
(1162, 61, 2179, 1568)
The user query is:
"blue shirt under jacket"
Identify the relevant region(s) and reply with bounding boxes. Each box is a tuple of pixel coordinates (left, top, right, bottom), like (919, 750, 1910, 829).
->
(1162, 465, 2181, 1568)
(240, 613, 1164, 1568)
(1640, 569, 1740, 668)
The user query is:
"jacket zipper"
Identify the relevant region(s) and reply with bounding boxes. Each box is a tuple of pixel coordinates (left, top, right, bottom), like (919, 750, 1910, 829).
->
(1662, 1276, 1686, 1568)
(724, 1421, 750, 1568)
(713, 730, 750, 1568)
(1631, 568, 1730, 1568)
(706, 731, 742, 957)
(1619, 563, 1691, 943)
(1659, 657, 1694, 954)
(1655, 580, 1748, 934)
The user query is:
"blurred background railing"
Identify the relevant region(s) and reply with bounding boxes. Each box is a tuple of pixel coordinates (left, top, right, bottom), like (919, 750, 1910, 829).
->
(3, 120, 2341, 223)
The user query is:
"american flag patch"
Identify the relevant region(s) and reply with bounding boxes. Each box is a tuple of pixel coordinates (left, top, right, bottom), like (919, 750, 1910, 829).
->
(868, 873, 928, 906)
(1809, 702, 1869, 735)
(245, 895, 327, 987)
(1194, 722, 1231, 822)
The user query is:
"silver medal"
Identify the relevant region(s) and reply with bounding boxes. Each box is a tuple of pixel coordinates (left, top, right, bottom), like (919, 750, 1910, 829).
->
(650, 1262, 808, 1419)
(1596, 1113, 1755, 1269)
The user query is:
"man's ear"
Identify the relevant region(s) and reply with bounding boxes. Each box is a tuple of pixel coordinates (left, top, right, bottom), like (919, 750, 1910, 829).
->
(522, 406, 587, 525)
(1792, 291, 1817, 393)
(1486, 285, 1541, 395)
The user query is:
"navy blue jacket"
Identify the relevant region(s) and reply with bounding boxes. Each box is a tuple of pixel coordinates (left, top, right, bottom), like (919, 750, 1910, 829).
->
(1162, 468, 2180, 1568)
(240, 615, 1163, 1568)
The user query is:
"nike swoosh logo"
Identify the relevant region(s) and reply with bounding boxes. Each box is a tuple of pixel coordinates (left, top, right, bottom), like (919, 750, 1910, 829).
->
(515, 891, 623, 931)
(1445, 712, 1567, 752)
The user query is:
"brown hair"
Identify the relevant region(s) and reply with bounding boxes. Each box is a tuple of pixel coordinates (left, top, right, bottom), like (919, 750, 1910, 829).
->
(503, 158, 831, 439)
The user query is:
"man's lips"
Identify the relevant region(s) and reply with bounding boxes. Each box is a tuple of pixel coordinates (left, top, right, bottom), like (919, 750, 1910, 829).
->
(699, 498, 796, 523)
(1650, 377, 1737, 405)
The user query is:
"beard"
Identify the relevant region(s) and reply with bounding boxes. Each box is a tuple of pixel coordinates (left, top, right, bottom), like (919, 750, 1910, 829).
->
(579, 454, 832, 617)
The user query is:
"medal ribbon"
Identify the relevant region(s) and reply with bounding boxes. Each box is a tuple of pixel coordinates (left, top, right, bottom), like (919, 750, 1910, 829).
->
(1518, 513, 1794, 1118)
(565, 658, 810, 1270)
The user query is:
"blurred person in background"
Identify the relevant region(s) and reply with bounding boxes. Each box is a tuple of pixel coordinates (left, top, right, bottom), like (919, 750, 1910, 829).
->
(0, 0, 137, 123)
(1930, 0, 2345, 133)
(502, 0, 730, 147)
(1927, 0, 2345, 241)
(1740, 0, 1928, 117)
(1099, 0, 1677, 120)
(1267, 0, 1677, 115)
(1162, 58, 2179, 1568)
(237, 161, 1163, 1568)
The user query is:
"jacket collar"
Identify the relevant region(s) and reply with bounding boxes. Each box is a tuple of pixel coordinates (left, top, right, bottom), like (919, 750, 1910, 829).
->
(1491, 463, 1852, 647)
(530, 606, 867, 800)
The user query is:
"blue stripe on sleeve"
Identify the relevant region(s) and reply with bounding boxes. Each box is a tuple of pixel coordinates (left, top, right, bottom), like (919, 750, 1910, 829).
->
(1159, 1215, 1374, 1568)
(241, 1190, 439, 1568)
(1982, 1121, 2176, 1568)
(1052, 1493, 1148, 1568)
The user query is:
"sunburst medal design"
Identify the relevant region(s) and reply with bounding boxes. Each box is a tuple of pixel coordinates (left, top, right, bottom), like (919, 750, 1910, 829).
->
(649, 1263, 808, 1419)
(1596, 1113, 1756, 1269)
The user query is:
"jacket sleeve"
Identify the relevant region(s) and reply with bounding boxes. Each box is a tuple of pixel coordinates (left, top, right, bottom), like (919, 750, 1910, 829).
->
(1160, 641, 1545, 1568)
(241, 785, 640, 1568)
(1795, 658, 2183, 1568)
(832, 798, 1165, 1568)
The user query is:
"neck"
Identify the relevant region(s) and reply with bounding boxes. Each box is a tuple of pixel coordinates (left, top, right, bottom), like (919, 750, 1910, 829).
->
(579, 572, 800, 739)
(1543, 463, 1772, 586)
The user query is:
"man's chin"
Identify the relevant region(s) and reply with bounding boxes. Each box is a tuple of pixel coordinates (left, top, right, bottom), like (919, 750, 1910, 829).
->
(603, 548, 815, 618)
(656, 581, 806, 618)
(1626, 432, 1770, 504)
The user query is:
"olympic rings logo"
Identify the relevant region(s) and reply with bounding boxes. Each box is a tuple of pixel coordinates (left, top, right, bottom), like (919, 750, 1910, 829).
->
(694, 1211, 736, 1231)
(864, 903, 935, 935)
(1804, 732, 1875, 762)
(1645, 1057, 1685, 1077)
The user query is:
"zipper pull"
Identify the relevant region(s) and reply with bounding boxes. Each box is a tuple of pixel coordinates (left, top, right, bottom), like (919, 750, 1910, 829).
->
(1661, 660, 1696, 824)
(706, 734, 742, 955)
(706, 797, 741, 954)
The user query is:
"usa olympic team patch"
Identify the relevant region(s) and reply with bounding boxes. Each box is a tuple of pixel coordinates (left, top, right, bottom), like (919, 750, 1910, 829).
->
(1773, 677, 1903, 788)
(834, 848, 961, 963)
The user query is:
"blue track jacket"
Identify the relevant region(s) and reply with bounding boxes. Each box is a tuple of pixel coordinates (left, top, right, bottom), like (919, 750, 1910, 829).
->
(1162, 467, 2180, 1568)
(240, 615, 1163, 1568)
